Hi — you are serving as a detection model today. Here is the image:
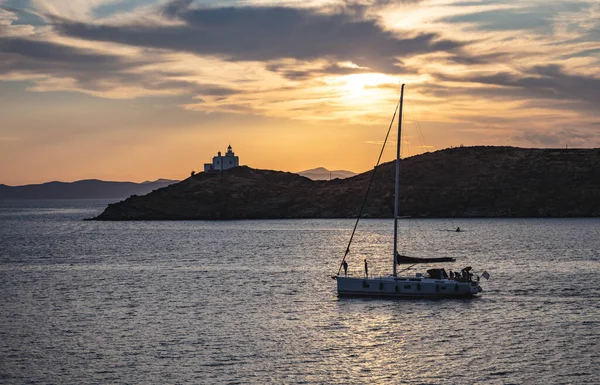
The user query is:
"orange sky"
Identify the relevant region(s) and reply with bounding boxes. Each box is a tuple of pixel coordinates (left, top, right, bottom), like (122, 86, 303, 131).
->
(1, 0, 599, 185)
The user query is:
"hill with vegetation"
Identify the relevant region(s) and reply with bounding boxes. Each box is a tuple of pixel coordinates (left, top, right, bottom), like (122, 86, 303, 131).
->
(92, 147, 600, 220)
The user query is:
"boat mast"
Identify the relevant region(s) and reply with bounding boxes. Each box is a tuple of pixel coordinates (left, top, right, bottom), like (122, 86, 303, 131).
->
(393, 84, 405, 277)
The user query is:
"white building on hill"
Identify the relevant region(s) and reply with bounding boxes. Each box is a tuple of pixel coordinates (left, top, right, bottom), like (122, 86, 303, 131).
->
(204, 145, 239, 172)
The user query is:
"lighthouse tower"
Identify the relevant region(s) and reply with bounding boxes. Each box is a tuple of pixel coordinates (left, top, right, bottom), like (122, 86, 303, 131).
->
(204, 145, 240, 172)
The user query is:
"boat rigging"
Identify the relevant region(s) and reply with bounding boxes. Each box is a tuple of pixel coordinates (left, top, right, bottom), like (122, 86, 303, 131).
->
(334, 84, 487, 298)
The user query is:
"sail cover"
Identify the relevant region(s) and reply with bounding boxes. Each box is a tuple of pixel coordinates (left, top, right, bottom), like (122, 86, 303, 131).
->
(396, 254, 456, 264)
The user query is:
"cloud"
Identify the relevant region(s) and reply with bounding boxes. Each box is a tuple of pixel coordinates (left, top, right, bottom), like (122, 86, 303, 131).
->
(51, 1, 463, 74)
(2, 0, 599, 126)
(514, 128, 598, 147)
(433, 64, 600, 111)
(439, 8, 551, 32)
(28, 0, 143, 21)
(92, 0, 159, 19)
(0, 35, 246, 99)
(265, 59, 380, 81)
(437, 2, 593, 33)
(0, 36, 130, 69)
(559, 48, 600, 60)
(0, 5, 244, 100)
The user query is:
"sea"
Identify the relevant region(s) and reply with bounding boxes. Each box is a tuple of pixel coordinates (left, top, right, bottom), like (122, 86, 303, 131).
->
(0, 199, 598, 384)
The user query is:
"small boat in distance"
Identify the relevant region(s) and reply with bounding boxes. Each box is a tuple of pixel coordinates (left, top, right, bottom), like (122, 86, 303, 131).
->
(334, 84, 486, 298)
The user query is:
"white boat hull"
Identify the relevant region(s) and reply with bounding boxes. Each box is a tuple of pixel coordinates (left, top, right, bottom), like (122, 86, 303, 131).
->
(336, 276, 481, 298)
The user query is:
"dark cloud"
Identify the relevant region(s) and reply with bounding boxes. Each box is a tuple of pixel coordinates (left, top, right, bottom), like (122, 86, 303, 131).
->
(445, 51, 510, 65)
(554, 24, 600, 45)
(265, 61, 375, 81)
(266, 69, 314, 81)
(0, 36, 240, 98)
(433, 64, 600, 110)
(0, 36, 136, 73)
(559, 48, 600, 60)
(51, 1, 463, 74)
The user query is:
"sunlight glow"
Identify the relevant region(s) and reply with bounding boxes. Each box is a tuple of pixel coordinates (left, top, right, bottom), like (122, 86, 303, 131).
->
(342, 73, 398, 99)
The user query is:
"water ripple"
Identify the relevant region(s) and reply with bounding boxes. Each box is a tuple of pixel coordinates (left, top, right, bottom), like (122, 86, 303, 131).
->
(0, 201, 599, 384)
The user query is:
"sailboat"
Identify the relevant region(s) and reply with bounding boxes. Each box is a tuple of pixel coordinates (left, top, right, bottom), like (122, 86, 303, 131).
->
(334, 84, 485, 298)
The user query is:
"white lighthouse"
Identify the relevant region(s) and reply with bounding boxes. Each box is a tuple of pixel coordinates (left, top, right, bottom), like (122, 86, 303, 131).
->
(204, 145, 239, 172)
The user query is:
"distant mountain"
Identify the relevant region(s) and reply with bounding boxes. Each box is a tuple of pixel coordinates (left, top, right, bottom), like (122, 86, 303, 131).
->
(0, 179, 178, 200)
(298, 167, 357, 180)
(141, 178, 176, 184)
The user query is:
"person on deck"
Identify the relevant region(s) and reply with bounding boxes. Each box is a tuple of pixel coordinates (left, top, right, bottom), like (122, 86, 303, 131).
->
(364, 259, 369, 278)
(342, 260, 348, 276)
(456, 227, 461, 232)
(461, 266, 472, 282)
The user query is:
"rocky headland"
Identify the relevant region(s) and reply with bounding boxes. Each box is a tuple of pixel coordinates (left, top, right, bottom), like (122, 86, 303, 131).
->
(92, 146, 600, 220)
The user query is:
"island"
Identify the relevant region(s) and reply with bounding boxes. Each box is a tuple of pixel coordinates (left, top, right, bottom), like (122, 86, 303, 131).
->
(92, 146, 600, 220)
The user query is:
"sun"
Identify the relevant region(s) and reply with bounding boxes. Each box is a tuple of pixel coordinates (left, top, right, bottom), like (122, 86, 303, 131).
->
(343, 73, 396, 98)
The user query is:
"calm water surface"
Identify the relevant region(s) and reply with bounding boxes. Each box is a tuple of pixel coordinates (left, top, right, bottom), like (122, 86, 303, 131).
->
(0, 200, 599, 384)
